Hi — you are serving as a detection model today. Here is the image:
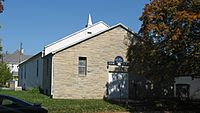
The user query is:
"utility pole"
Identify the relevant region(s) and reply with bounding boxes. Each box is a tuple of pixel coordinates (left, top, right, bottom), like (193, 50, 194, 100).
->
(19, 42, 24, 63)
(0, 38, 3, 63)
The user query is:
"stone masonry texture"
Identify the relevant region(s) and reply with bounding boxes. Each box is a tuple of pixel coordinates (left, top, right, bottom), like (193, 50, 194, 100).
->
(52, 26, 130, 99)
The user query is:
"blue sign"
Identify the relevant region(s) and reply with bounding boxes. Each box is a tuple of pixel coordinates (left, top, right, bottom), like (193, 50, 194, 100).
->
(107, 56, 129, 69)
(114, 56, 124, 64)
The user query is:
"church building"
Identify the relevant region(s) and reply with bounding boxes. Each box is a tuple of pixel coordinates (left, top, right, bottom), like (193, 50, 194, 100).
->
(18, 15, 137, 99)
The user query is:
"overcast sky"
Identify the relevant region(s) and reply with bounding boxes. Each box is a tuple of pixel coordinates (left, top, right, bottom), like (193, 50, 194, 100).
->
(0, 0, 149, 55)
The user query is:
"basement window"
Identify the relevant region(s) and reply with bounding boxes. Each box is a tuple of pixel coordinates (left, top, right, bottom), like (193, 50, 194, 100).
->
(78, 57, 87, 76)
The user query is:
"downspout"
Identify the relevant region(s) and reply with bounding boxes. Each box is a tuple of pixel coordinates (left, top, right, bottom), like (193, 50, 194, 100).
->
(51, 56, 54, 97)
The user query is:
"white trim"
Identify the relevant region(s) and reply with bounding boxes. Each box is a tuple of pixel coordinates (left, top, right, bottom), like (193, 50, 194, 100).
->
(51, 57, 54, 96)
(44, 21, 109, 56)
(51, 23, 135, 55)
(51, 28, 108, 54)
(45, 21, 109, 48)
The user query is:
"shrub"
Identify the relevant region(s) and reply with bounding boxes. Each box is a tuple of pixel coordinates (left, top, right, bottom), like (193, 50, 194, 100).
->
(0, 62, 12, 87)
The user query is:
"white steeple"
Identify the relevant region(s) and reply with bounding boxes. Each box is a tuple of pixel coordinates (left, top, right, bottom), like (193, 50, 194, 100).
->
(87, 14, 93, 27)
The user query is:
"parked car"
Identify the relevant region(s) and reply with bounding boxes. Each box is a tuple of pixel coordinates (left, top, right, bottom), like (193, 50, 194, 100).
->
(0, 94, 48, 113)
(0, 105, 23, 113)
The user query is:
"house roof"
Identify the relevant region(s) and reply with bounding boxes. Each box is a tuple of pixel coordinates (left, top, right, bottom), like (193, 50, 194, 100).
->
(44, 21, 110, 56)
(19, 21, 138, 65)
(50, 23, 138, 55)
(2, 50, 32, 64)
(18, 52, 42, 66)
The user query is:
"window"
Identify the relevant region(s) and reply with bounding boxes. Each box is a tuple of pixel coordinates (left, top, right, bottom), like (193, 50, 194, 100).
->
(0, 98, 22, 108)
(46, 58, 49, 76)
(24, 65, 26, 79)
(1, 99, 13, 106)
(20, 68, 23, 80)
(36, 60, 39, 77)
(78, 57, 87, 76)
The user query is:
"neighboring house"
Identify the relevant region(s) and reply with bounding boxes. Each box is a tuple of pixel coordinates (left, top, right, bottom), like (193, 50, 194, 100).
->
(2, 50, 32, 80)
(18, 15, 137, 99)
(174, 75, 200, 99)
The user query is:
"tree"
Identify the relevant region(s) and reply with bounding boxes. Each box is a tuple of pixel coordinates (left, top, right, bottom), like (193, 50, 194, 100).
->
(0, 62, 12, 86)
(0, 0, 3, 13)
(0, 0, 12, 86)
(0, 0, 3, 58)
(0, 39, 2, 61)
(127, 0, 200, 84)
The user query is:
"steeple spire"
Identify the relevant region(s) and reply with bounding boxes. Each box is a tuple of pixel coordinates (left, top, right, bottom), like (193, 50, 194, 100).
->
(87, 14, 93, 27)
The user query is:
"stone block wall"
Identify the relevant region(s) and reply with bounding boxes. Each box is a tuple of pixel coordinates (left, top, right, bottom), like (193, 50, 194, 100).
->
(52, 26, 130, 99)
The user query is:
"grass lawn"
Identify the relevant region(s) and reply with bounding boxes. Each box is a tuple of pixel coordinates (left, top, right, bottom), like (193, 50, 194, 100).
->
(0, 89, 127, 113)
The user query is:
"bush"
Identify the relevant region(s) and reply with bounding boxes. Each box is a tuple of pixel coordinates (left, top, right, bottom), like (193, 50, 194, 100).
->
(0, 62, 12, 87)
(26, 88, 41, 93)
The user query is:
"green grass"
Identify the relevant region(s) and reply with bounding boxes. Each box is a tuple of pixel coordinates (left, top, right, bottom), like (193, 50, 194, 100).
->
(0, 89, 127, 113)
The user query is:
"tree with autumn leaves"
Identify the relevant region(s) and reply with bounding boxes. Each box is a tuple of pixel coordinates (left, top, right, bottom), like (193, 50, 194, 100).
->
(0, 0, 3, 13)
(127, 0, 200, 88)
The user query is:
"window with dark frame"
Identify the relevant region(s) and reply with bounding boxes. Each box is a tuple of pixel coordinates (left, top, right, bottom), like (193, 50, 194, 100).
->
(20, 68, 23, 80)
(24, 65, 26, 79)
(78, 57, 87, 76)
(36, 60, 39, 77)
(47, 58, 49, 76)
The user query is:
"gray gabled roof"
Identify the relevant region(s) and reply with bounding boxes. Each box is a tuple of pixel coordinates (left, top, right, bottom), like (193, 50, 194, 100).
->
(2, 50, 32, 64)
(18, 52, 42, 66)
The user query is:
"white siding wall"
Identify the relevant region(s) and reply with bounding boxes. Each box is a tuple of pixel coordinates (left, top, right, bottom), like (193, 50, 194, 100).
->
(7, 64, 18, 73)
(19, 55, 43, 90)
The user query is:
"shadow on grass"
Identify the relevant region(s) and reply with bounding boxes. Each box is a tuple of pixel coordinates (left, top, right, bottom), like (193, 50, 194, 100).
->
(104, 98, 200, 113)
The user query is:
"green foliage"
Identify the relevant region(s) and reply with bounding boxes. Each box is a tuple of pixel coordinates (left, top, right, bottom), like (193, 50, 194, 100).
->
(0, 43, 2, 59)
(26, 88, 41, 93)
(0, 62, 12, 86)
(127, 0, 200, 83)
(0, 90, 127, 113)
(0, 0, 3, 58)
(0, 34, 2, 59)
